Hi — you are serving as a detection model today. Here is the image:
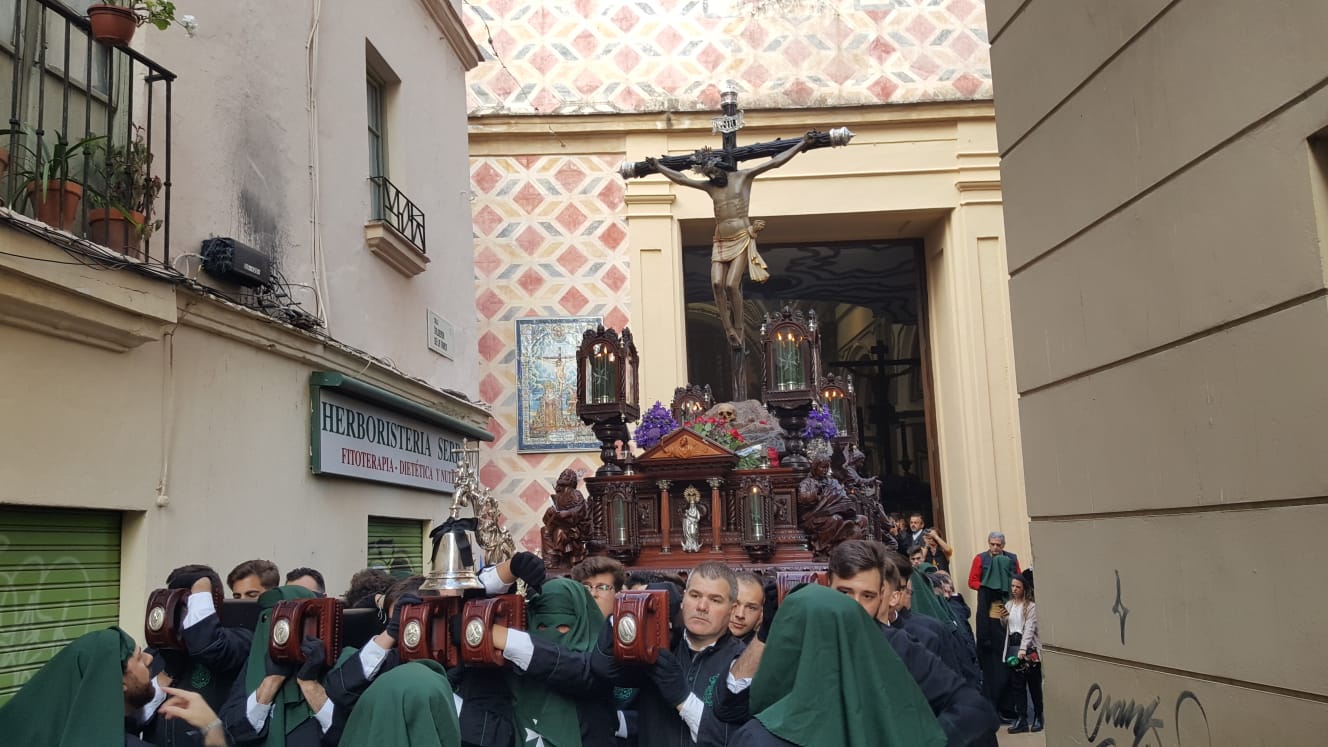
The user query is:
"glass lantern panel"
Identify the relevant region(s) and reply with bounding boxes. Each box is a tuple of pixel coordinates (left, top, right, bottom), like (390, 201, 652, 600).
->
(611, 495, 628, 544)
(828, 396, 848, 432)
(773, 330, 805, 391)
(590, 343, 617, 404)
(748, 487, 766, 542)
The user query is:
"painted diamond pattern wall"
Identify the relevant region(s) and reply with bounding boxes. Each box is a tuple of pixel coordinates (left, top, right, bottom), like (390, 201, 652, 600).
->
(463, 0, 992, 115)
(471, 153, 631, 551)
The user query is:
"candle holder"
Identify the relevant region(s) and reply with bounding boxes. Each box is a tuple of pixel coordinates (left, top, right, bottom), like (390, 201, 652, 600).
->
(670, 383, 713, 424)
(761, 306, 820, 471)
(575, 325, 641, 476)
(820, 372, 857, 449)
(740, 474, 774, 563)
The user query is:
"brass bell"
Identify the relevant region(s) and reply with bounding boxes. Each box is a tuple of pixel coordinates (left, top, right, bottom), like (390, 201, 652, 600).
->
(420, 526, 485, 592)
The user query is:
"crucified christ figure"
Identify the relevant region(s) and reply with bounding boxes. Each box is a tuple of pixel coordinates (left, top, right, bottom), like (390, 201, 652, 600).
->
(646, 131, 815, 349)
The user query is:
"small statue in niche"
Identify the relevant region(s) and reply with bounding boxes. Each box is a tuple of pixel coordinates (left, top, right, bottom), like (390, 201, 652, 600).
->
(681, 486, 706, 553)
(797, 455, 867, 558)
(541, 469, 590, 568)
(835, 443, 888, 543)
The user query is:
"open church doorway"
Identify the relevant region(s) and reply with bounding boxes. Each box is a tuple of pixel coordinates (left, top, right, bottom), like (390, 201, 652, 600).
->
(682, 238, 941, 528)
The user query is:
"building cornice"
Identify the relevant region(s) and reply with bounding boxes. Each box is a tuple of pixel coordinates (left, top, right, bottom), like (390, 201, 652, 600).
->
(420, 0, 483, 71)
(468, 100, 997, 142)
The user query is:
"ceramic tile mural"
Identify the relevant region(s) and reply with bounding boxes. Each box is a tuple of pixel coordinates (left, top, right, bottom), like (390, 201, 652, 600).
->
(471, 153, 630, 551)
(516, 317, 602, 452)
(462, 0, 992, 115)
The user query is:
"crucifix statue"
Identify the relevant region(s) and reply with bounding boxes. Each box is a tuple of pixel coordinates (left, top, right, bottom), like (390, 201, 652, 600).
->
(619, 88, 853, 400)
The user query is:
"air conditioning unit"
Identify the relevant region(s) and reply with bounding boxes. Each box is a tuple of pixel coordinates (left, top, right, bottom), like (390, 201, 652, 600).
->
(200, 237, 272, 288)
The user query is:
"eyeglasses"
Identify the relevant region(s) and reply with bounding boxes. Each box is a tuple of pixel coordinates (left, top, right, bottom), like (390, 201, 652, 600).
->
(584, 583, 615, 593)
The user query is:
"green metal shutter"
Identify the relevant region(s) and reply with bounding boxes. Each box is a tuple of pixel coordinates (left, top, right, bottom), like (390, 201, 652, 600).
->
(0, 506, 121, 705)
(366, 516, 424, 579)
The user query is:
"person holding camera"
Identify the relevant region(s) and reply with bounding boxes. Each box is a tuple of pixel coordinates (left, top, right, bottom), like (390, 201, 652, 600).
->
(922, 529, 954, 572)
(1000, 570, 1041, 734)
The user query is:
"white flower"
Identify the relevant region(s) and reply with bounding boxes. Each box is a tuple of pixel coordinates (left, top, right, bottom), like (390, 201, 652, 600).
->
(180, 14, 198, 37)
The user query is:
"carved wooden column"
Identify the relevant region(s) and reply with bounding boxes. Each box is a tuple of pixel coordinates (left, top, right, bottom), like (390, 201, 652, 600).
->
(657, 479, 672, 554)
(706, 477, 724, 552)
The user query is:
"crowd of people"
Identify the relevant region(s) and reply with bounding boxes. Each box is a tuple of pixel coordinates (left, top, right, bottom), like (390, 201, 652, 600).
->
(0, 522, 1040, 746)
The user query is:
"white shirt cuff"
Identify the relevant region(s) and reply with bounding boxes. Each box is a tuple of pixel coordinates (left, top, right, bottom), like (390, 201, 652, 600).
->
(136, 676, 168, 724)
(615, 710, 629, 739)
(314, 699, 334, 733)
(500, 629, 535, 671)
(358, 639, 390, 680)
(246, 691, 272, 732)
(678, 693, 704, 742)
(479, 566, 511, 595)
(726, 671, 753, 693)
(183, 591, 216, 629)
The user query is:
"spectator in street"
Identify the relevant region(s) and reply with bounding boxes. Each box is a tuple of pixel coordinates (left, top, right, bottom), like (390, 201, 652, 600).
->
(922, 529, 954, 572)
(910, 545, 927, 568)
(901, 512, 928, 555)
(1002, 570, 1042, 734)
(967, 532, 1021, 711)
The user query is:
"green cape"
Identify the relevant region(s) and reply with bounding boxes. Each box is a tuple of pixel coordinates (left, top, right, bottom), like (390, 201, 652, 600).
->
(751, 584, 946, 747)
(0, 626, 135, 747)
(340, 659, 461, 746)
(980, 553, 1014, 594)
(244, 584, 318, 745)
(909, 570, 960, 628)
(509, 578, 604, 747)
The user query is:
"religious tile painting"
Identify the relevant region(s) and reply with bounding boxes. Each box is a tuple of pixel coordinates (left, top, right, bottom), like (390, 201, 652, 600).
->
(516, 317, 601, 452)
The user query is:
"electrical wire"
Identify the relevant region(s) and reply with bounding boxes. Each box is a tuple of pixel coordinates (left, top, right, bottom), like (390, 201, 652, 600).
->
(305, 0, 330, 324)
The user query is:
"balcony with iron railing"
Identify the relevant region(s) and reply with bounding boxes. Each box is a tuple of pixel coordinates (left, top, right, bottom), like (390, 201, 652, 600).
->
(366, 174, 429, 277)
(1, 0, 175, 266)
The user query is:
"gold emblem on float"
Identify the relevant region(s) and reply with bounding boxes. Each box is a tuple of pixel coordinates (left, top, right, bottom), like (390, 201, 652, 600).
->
(402, 620, 422, 649)
(272, 619, 291, 646)
(147, 605, 166, 632)
(616, 614, 638, 645)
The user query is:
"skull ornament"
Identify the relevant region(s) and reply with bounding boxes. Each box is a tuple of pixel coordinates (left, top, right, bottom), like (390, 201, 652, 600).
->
(715, 403, 737, 425)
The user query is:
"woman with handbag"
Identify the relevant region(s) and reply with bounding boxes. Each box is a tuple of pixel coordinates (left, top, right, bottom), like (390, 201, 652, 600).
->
(1001, 569, 1043, 734)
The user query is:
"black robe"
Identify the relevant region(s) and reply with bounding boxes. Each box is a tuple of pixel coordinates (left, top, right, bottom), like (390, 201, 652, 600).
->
(141, 610, 252, 746)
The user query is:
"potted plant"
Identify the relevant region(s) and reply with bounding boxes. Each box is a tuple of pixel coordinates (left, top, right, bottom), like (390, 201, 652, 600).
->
(87, 1, 197, 47)
(89, 127, 162, 258)
(4, 128, 105, 230)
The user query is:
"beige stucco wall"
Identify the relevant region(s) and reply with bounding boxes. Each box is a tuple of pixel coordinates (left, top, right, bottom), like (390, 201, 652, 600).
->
(141, 0, 481, 399)
(990, 0, 1328, 740)
(470, 103, 1030, 573)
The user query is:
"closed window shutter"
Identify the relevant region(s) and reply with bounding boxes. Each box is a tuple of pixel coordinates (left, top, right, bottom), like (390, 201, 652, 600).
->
(0, 507, 121, 704)
(366, 516, 424, 579)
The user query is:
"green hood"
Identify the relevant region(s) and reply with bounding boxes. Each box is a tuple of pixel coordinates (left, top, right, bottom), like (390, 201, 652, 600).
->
(751, 584, 946, 747)
(0, 627, 135, 747)
(340, 659, 460, 746)
(510, 578, 604, 747)
(909, 569, 959, 628)
(244, 584, 318, 744)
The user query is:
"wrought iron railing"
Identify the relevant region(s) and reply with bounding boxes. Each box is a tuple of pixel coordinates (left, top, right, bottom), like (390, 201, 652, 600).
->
(369, 175, 426, 254)
(2, 0, 175, 265)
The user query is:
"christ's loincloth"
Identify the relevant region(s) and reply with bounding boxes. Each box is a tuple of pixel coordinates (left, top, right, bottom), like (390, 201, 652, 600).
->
(713, 219, 769, 283)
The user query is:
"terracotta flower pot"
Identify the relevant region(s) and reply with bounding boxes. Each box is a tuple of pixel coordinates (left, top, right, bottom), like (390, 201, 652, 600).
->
(87, 5, 138, 47)
(88, 207, 146, 258)
(25, 180, 84, 230)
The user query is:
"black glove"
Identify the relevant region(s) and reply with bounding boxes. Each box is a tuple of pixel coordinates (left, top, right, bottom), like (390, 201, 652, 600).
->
(756, 581, 779, 643)
(296, 637, 326, 681)
(265, 650, 294, 679)
(508, 552, 546, 594)
(386, 593, 423, 640)
(168, 569, 214, 591)
(650, 649, 689, 707)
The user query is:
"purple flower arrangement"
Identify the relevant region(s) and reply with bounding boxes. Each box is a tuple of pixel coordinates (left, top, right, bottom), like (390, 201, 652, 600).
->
(633, 401, 680, 450)
(802, 404, 839, 440)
